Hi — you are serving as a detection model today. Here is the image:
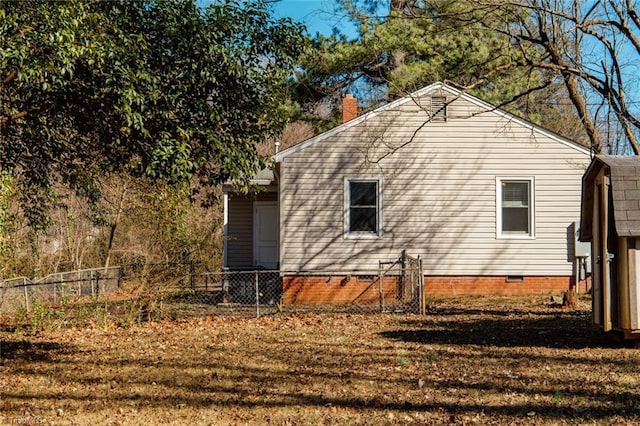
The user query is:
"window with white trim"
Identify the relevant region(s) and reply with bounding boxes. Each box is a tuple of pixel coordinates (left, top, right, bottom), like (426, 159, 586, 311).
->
(497, 177, 534, 238)
(345, 178, 382, 237)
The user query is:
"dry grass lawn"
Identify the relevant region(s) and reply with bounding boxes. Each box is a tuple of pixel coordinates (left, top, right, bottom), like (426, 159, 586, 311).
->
(1, 296, 640, 425)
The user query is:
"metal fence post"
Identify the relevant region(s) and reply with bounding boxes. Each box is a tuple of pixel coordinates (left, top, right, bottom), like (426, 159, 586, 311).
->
(90, 269, 95, 297)
(255, 271, 260, 318)
(378, 264, 384, 313)
(222, 271, 229, 303)
(401, 249, 407, 301)
(419, 257, 425, 316)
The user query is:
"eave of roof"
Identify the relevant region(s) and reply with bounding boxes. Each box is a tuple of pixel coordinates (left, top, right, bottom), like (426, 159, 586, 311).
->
(222, 167, 276, 192)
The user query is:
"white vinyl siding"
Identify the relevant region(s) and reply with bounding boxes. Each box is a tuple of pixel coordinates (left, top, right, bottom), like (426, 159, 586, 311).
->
(278, 87, 590, 275)
(496, 177, 535, 239)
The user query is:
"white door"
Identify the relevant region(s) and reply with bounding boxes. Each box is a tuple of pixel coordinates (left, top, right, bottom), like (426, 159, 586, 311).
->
(253, 201, 278, 269)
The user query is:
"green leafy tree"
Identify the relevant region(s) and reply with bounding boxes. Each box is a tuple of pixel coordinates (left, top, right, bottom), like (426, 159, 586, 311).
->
(0, 0, 306, 224)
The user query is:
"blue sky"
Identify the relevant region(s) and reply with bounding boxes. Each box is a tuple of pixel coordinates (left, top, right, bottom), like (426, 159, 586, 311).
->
(271, 0, 357, 37)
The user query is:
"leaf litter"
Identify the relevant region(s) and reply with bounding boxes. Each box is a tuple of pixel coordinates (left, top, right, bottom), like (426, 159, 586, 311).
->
(1, 296, 639, 425)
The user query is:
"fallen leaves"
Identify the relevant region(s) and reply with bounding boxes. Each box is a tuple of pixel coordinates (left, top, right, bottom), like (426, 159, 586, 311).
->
(0, 296, 639, 424)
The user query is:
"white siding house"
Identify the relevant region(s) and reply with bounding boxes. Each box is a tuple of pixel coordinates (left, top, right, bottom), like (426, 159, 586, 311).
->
(225, 82, 592, 296)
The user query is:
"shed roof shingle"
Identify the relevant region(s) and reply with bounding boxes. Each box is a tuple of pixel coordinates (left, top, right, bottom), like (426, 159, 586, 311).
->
(581, 155, 640, 241)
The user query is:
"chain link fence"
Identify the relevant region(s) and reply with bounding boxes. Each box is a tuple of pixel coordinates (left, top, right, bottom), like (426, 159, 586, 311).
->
(144, 269, 283, 319)
(0, 267, 122, 314)
(0, 253, 426, 322)
(145, 267, 425, 319)
(140, 252, 425, 318)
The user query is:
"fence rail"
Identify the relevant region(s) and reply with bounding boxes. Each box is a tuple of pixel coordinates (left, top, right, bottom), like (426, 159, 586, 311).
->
(0, 267, 121, 314)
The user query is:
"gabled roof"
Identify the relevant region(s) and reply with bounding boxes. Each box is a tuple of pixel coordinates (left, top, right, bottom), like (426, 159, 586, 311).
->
(275, 81, 590, 162)
(581, 155, 640, 241)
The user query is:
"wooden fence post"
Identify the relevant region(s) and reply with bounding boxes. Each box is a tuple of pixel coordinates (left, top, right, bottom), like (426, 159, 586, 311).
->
(24, 285, 29, 312)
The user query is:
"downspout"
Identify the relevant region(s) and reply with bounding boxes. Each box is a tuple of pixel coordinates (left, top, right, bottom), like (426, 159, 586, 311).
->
(273, 148, 281, 271)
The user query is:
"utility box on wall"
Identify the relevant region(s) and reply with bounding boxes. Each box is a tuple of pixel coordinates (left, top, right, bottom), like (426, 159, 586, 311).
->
(573, 221, 591, 258)
(581, 155, 640, 342)
(572, 222, 591, 283)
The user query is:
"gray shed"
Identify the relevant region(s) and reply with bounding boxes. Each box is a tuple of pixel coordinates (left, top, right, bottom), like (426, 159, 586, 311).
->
(581, 155, 640, 338)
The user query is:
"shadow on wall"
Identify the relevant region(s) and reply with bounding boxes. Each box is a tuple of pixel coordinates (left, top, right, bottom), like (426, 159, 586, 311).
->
(281, 105, 501, 275)
(280, 106, 505, 304)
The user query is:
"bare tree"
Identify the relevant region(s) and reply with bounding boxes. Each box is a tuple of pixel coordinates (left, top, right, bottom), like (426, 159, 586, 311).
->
(462, 0, 640, 154)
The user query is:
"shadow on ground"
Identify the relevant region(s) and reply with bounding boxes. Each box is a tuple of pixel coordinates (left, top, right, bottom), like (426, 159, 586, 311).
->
(0, 340, 76, 362)
(381, 306, 617, 349)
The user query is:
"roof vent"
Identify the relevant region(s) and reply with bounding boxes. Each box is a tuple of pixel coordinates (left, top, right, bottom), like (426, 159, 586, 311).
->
(431, 96, 447, 122)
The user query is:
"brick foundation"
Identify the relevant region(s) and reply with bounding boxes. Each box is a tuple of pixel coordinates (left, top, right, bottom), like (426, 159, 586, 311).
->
(424, 275, 590, 296)
(282, 275, 401, 305)
(282, 275, 591, 305)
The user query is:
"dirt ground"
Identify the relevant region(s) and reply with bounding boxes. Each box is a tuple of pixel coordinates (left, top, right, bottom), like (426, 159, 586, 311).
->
(1, 295, 639, 425)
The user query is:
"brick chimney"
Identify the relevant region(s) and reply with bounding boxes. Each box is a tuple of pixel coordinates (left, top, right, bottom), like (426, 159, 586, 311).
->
(342, 93, 358, 123)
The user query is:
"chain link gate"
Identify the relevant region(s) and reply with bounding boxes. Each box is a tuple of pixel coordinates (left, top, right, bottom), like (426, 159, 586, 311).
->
(402, 251, 426, 315)
(378, 250, 425, 314)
